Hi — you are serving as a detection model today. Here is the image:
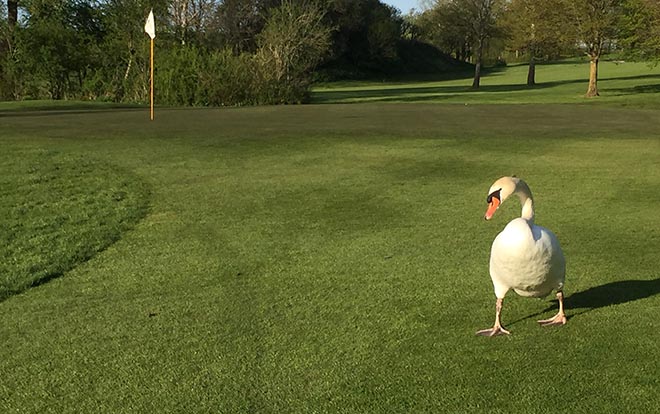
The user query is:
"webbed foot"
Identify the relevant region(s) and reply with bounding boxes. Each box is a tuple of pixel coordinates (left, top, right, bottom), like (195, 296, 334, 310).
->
(476, 325, 511, 336)
(537, 312, 567, 327)
(538, 291, 567, 327)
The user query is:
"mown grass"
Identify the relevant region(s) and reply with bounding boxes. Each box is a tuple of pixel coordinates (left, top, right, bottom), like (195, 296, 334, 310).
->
(312, 59, 660, 107)
(0, 148, 149, 300)
(1, 62, 659, 413)
(0, 100, 141, 112)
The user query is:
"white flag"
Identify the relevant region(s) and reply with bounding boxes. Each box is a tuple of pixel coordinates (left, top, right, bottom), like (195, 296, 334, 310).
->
(144, 9, 156, 39)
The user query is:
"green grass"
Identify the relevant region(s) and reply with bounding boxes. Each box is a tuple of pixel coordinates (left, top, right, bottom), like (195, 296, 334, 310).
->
(0, 148, 149, 300)
(1, 62, 660, 413)
(312, 59, 660, 107)
(0, 100, 141, 112)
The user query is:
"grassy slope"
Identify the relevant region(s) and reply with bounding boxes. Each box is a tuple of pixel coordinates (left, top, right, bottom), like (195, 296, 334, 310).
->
(312, 59, 660, 107)
(1, 63, 660, 413)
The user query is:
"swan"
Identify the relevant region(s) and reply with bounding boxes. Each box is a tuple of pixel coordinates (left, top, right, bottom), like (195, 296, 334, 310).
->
(477, 176, 567, 336)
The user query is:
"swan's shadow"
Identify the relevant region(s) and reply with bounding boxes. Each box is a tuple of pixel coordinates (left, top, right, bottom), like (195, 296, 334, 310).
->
(513, 278, 660, 323)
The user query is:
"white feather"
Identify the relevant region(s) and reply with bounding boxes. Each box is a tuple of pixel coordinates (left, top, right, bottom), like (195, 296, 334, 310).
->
(486, 177, 565, 299)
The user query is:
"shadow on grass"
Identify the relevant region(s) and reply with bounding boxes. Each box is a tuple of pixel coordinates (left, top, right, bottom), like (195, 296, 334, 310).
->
(1, 270, 66, 303)
(605, 83, 660, 95)
(512, 278, 660, 324)
(0, 150, 151, 303)
(312, 79, 585, 103)
(564, 278, 660, 312)
(313, 73, 660, 104)
(0, 102, 143, 117)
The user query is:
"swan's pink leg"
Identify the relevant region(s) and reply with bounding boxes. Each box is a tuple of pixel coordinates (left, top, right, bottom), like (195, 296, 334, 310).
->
(538, 291, 567, 326)
(477, 297, 511, 336)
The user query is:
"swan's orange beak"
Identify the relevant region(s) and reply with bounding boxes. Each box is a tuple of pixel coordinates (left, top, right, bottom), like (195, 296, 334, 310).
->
(485, 197, 500, 220)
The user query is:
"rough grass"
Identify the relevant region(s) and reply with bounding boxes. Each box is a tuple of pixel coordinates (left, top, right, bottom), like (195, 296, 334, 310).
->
(0, 148, 149, 300)
(1, 62, 660, 413)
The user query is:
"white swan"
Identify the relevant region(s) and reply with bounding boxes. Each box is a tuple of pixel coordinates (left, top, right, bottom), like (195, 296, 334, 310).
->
(477, 176, 567, 336)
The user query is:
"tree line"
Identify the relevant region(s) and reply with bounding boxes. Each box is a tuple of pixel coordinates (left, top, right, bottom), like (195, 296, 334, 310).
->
(1, 0, 659, 106)
(413, 0, 660, 96)
(1, 0, 456, 105)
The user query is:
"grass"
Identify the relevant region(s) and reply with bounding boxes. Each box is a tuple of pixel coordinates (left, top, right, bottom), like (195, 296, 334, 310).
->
(1, 61, 660, 413)
(0, 148, 149, 300)
(0, 100, 142, 112)
(312, 58, 660, 107)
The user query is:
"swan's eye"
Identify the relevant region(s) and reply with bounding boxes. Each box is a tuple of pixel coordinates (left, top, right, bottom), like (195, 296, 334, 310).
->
(487, 189, 501, 204)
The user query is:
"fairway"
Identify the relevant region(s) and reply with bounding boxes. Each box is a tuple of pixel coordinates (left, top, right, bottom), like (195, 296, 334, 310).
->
(312, 59, 660, 107)
(2, 78, 660, 410)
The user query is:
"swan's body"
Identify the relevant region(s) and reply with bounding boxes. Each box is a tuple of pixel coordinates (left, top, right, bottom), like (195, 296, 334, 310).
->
(477, 176, 567, 336)
(490, 218, 565, 299)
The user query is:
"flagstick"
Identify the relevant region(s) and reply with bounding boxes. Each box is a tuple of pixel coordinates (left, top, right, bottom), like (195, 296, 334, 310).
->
(150, 37, 154, 121)
(145, 9, 155, 120)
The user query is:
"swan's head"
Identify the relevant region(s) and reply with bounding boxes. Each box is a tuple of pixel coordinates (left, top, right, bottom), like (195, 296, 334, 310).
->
(484, 176, 526, 220)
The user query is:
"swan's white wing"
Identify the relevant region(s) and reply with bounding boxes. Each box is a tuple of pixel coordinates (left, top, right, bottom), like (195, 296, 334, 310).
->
(489, 219, 565, 298)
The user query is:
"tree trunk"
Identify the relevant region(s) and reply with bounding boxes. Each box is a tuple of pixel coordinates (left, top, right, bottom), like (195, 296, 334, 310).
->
(8, 1, 18, 28)
(1, 1, 18, 90)
(3, 0, 18, 54)
(123, 55, 133, 81)
(472, 62, 481, 88)
(527, 55, 536, 86)
(472, 38, 483, 89)
(586, 55, 599, 97)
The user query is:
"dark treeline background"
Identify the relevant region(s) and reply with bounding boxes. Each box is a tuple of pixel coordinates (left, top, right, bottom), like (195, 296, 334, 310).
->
(1, 0, 658, 106)
(0, 0, 465, 105)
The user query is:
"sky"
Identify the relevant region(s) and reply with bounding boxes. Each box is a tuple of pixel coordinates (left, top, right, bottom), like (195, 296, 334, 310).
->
(382, 0, 425, 14)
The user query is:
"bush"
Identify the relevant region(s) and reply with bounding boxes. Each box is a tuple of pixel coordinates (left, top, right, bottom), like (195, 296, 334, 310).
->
(156, 46, 206, 106)
(201, 49, 258, 106)
(0, 1, 332, 107)
(153, 1, 332, 107)
(253, 0, 332, 104)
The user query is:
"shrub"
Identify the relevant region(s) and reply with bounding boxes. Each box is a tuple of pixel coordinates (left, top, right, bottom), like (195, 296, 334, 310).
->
(201, 49, 258, 106)
(156, 45, 206, 106)
(254, 0, 333, 104)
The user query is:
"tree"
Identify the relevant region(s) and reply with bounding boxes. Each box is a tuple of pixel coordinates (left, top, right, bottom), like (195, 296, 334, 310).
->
(167, 0, 218, 45)
(504, 0, 572, 85)
(1, 0, 28, 99)
(618, 0, 660, 62)
(322, 0, 404, 74)
(212, 0, 279, 53)
(2, 0, 18, 66)
(7, 1, 17, 26)
(467, 0, 506, 88)
(567, 0, 623, 97)
(416, 1, 473, 62)
(256, 0, 332, 102)
(91, 0, 169, 101)
(16, 0, 105, 99)
(430, 0, 504, 88)
(366, 3, 402, 63)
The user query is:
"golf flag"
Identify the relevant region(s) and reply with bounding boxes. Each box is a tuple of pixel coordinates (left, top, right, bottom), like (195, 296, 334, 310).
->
(144, 9, 156, 39)
(145, 9, 155, 120)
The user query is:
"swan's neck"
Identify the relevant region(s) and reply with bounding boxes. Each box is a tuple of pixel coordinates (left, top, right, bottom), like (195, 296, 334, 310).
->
(520, 196, 535, 223)
(514, 180, 535, 223)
